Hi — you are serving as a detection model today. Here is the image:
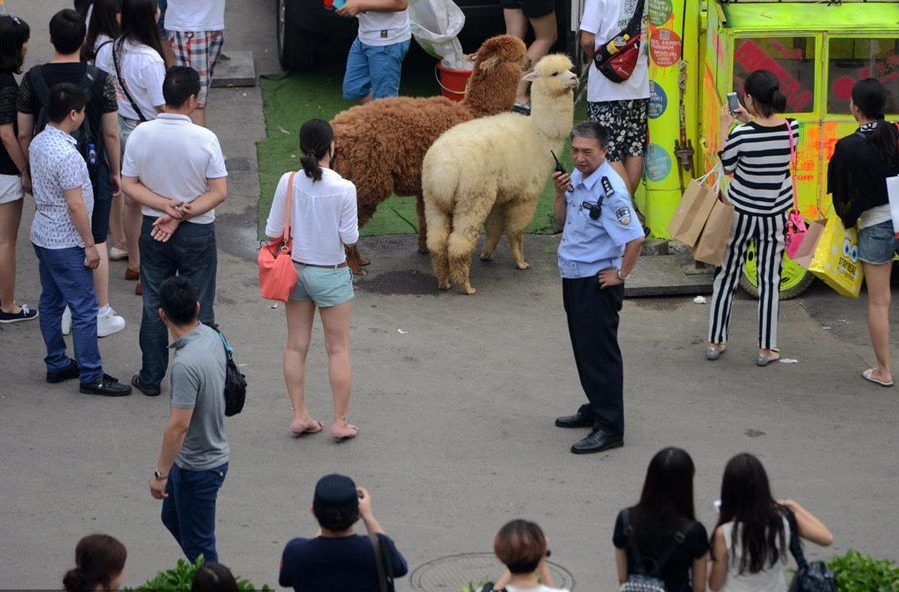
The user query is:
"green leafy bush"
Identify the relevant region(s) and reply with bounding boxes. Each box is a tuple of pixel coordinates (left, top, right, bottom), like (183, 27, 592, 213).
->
(130, 556, 273, 592)
(828, 550, 899, 592)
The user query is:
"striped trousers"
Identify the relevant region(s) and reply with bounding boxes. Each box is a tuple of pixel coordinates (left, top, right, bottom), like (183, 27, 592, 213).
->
(708, 210, 787, 350)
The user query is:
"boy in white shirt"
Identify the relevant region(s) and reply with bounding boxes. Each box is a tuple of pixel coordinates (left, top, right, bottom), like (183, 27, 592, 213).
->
(165, 0, 226, 126)
(337, 0, 411, 103)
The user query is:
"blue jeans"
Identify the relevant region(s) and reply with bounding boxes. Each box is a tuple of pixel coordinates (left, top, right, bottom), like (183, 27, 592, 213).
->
(139, 218, 217, 390)
(161, 462, 228, 563)
(33, 244, 102, 383)
(342, 37, 410, 100)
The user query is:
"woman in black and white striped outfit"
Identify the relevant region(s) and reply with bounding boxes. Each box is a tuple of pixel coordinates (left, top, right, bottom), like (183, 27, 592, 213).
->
(707, 70, 799, 366)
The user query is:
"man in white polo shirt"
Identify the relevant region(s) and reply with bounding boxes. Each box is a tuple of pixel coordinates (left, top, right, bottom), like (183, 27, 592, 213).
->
(337, 0, 411, 103)
(165, 0, 225, 127)
(121, 66, 228, 397)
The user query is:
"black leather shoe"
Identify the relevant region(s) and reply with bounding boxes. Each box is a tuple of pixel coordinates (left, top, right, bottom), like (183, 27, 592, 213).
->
(131, 373, 161, 396)
(571, 430, 624, 454)
(46, 359, 80, 383)
(555, 411, 594, 428)
(80, 374, 132, 397)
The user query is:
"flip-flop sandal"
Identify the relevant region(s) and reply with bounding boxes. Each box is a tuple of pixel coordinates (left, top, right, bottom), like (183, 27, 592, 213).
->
(863, 368, 894, 387)
(290, 420, 324, 437)
(756, 351, 780, 366)
(331, 424, 359, 442)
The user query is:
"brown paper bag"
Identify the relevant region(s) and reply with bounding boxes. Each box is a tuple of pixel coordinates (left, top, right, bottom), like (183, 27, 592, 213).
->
(790, 218, 825, 268)
(667, 166, 722, 247)
(692, 198, 735, 266)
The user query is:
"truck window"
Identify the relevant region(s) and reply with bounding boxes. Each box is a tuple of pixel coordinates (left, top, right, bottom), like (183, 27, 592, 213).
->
(733, 37, 815, 113)
(827, 37, 899, 115)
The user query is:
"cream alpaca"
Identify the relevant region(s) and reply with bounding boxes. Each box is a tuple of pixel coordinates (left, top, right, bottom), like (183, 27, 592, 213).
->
(329, 35, 528, 274)
(422, 54, 577, 295)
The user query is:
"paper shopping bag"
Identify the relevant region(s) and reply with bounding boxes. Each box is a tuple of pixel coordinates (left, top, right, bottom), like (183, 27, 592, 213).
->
(667, 166, 721, 247)
(808, 217, 864, 298)
(692, 198, 735, 266)
(790, 218, 825, 268)
(887, 175, 899, 238)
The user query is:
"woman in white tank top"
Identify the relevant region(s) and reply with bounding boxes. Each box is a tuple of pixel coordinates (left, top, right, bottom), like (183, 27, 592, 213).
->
(708, 454, 833, 592)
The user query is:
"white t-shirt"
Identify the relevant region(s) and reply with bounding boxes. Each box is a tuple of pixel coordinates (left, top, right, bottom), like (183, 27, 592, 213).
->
(579, 0, 650, 102)
(95, 39, 166, 121)
(721, 518, 790, 592)
(121, 114, 228, 224)
(357, 10, 411, 46)
(165, 0, 226, 32)
(264, 168, 359, 266)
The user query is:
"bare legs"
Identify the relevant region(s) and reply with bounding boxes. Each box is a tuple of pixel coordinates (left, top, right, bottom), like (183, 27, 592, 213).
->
(109, 195, 127, 251)
(93, 242, 110, 309)
(123, 195, 142, 275)
(862, 261, 893, 384)
(621, 155, 644, 197)
(0, 199, 23, 313)
(284, 299, 356, 440)
(504, 9, 558, 106)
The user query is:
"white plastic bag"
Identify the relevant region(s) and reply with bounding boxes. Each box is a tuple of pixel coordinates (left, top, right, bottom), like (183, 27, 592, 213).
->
(408, 0, 469, 70)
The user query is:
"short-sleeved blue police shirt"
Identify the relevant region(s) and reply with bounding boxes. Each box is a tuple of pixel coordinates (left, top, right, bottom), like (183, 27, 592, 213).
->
(557, 160, 645, 279)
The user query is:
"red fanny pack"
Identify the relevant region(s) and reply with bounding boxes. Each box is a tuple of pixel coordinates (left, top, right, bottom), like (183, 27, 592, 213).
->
(594, 36, 642, 84)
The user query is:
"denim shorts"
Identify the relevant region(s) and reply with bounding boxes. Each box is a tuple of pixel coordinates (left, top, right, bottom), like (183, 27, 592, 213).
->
(289, 264, 354, 307)
(857, 219, 899, 265)
(342, 38, 411, 101)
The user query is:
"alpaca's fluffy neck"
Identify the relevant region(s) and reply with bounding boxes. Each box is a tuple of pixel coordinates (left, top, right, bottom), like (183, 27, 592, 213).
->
(464, 68, 519, 119)
(530, 87, 575, 145)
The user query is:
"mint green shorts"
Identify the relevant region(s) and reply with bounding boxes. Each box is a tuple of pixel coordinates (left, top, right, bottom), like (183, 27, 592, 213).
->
(289, 263, 354, 307)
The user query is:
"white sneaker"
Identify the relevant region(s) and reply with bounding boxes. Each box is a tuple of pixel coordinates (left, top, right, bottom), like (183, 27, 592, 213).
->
(62, 306, 72, 335)
(109, 247, 129, 261)
(97, 307, 126, 338)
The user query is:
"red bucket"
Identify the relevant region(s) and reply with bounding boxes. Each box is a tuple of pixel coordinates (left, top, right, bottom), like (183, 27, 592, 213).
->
(435, 63, 472, 102)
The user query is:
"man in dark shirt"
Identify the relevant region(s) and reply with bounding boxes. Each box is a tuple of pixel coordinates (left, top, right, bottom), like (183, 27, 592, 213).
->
(279, 474, 408, 592)
(17, 9, 125, 337)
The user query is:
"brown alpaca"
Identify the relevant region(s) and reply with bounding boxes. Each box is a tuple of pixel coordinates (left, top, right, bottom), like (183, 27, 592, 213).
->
(330, 34, 528, 274)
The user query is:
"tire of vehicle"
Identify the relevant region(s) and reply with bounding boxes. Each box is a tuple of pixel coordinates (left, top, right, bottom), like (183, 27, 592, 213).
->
(277, 0, 319, 71)
(738, 243, 815, 300)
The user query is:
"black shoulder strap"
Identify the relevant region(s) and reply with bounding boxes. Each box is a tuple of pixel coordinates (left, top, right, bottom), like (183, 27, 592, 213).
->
(625, 0, 647, 38)
(112, 40, 148, 123)
(783, 508, 808, 570)
(651, 521, 691, 577)
(369, 533, 389, 592)
(30, 66, 51, 109)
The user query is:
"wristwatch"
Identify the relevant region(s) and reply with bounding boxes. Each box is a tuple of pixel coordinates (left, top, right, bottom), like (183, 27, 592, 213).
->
(153, 469, 167, 481)
(616, 269, 630, 281)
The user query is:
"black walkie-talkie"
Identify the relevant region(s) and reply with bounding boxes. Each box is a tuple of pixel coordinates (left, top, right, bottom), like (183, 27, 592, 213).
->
(551, 150, 574, 193)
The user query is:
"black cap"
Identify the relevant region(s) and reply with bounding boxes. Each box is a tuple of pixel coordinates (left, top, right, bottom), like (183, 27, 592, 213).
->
(313, 474, 359, 518)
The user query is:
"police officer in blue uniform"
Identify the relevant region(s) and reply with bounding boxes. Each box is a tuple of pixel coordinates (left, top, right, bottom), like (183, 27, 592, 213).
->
(552, 121, 645, 454)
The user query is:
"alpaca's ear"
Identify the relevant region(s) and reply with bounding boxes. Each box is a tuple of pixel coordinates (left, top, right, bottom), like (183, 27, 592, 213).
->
(522, 71, 540, 82)
(478, 56, 501, 72)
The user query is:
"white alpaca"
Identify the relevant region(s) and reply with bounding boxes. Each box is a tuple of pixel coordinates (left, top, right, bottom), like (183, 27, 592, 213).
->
(422, 54, 577, 295)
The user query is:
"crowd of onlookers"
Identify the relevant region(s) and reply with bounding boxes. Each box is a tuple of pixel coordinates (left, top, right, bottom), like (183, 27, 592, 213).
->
(60, 450, 833, 592)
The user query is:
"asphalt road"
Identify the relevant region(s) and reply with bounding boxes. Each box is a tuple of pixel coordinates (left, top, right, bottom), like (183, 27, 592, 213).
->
(1, 1, 898, 589)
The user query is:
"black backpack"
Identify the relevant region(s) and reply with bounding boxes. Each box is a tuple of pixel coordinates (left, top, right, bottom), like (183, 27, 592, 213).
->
(30, 64, 106, 180)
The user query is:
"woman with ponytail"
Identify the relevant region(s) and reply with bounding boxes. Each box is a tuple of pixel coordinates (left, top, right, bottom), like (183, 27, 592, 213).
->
(828, 78, 899, 388)
(264, 119, 360, 442)
(707, 70, 799, 366)
(63, 534, 127, 592)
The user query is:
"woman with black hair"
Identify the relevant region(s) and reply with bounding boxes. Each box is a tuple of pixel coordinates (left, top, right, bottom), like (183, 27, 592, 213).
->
(708, 453, 833, 592)
(828, 78, 899, 388)
(264, 119, 360, 442)
(95, 0, 166, 293)
(62, 534, 127, 592)
(493, 520, 567, 592)
(0, 14, 37, 324)
(707, 69, 800, 366)
(83, 0, 122, 64)
(613, 447, 709, 592)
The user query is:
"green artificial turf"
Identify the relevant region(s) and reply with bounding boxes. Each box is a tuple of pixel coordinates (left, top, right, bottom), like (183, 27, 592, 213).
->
(256, 58, 587, 238)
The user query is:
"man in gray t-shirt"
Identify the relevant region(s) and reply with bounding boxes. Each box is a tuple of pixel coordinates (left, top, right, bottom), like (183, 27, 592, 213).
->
(149, 276, 229, 563)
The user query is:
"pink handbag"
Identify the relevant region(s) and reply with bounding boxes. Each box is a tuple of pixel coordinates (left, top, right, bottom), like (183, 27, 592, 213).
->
(258, 172, 299, 301)
(783, 120, 808, 258)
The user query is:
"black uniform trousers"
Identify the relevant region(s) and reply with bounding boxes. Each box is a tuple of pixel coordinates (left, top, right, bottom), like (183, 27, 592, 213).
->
(562, 277, 625, 436)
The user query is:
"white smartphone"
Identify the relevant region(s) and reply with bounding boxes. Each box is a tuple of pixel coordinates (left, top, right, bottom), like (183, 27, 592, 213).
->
(726, 92, 741, 114)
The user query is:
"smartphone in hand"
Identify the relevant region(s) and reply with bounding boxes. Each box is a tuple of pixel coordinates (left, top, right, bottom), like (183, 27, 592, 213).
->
(726, 92, 741, 114)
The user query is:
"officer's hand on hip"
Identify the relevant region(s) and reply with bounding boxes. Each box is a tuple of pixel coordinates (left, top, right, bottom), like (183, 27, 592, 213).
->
(598, 268, 623, 289)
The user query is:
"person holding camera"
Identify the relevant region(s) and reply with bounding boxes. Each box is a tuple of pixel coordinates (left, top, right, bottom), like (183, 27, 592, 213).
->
(552, 121, 645, 455)
(279, 474, 408, 592)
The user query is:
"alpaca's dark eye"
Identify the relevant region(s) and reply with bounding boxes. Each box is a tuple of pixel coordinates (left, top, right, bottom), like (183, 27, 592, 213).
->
(552, 71, 559, 76)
